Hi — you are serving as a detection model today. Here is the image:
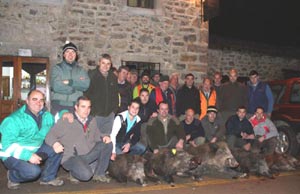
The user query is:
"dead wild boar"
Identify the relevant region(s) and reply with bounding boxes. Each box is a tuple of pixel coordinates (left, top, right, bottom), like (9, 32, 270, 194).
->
(266, 153, 300, 172)
(108, 154, 147, 186)
(144, 149, 200, 186)
(186, 142, 246, 179)
(230, 147, 274, 178)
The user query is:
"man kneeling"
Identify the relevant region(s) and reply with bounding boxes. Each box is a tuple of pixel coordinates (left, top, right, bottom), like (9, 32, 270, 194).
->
(46, 96, 112, 183)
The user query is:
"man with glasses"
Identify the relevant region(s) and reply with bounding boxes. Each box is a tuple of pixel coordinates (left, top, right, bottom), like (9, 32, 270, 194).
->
(0, 90, 63, 189)
(247, 70, 274, 117)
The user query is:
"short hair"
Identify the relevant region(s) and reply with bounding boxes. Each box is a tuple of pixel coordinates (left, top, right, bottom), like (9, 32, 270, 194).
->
(237, 105, 247, 111)
(214, 71, 222, 77)
(185, 73, 194, 79)
(130, 69, 138, 75)
(158, 101, 168, 109)
(229, 68, 238, 75)
(139, 88, 149, 95)
(76, 96, 90, 106)
(118, 65, 129, 73)
(202, 77, 211, 84)
(255, 106, 264, 112)
(27, 89, 44, 98)
(100, 53, 112, 62)
(185, 108, 195, 114)
(128, 98, 141, 107)
(249, 70, 259, 76)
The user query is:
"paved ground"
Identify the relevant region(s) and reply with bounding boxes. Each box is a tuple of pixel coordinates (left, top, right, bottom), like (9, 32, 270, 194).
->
(1, 162, 300, 194)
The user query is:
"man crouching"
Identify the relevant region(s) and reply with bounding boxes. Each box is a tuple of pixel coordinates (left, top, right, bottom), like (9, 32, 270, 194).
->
(45, 96, 113, 183)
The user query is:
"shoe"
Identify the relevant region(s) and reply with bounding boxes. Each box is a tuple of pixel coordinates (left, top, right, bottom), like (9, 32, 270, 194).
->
(93, 175, 111, 183)
(40, 178, 64, 186)
(7, 171, 20, 190)
(69, 174, 80, 184)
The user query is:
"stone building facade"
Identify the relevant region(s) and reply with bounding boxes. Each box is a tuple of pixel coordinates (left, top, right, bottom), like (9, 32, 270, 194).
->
(0, 0, 207, 82)
(0, 0, 299, 84)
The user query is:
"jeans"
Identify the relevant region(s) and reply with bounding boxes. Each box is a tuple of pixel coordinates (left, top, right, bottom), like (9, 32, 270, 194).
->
(115, 142, 146, 155)
(4, 142, 62, 183)
(62, 141, 113, 181)
(95, 112, 115, 135)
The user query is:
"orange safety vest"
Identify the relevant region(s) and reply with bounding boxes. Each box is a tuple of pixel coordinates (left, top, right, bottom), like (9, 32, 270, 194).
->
(199, 89, 217, 120)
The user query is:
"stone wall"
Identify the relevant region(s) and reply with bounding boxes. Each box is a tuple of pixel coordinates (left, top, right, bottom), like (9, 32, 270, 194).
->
(0, 0, 299, 84)
(0, 0, 206, 82)
(208, 48, 300, 81)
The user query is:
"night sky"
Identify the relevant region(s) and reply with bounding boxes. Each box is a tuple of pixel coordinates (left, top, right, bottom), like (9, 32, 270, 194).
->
(209, 0, 300, 48)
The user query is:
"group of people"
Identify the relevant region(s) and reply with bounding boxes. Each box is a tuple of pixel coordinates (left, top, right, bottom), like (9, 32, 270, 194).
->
(0, 41, 278, 190)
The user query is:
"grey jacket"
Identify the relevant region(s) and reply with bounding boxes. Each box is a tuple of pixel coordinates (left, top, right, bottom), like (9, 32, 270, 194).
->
(45, 116, 105, 163)
(201, 114, 225, 142)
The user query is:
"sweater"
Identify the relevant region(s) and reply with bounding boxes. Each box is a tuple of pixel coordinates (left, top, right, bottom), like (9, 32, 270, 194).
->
(176, 84, 201, 116)
(218, 82, 247, 112)
(249, 115, 278, 139)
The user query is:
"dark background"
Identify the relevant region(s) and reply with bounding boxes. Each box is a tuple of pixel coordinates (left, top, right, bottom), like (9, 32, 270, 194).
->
(209, 0, 300, 48)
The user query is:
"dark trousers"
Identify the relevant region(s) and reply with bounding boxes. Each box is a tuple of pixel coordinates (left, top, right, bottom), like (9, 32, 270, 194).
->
(62, 141, 112, 181)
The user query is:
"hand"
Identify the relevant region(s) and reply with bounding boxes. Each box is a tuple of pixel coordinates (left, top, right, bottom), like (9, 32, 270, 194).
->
(210, 137, 217, 143)
(53, 142, 64, 153)
(29, 153, 42, 164)
(243, 143, 251, 151)
(79, 76, 86, 80)
(151, 112, 158, 118)
(111, 153, 116, 161)
(186, 134, 191, 141)
(62, 112, 74, 123)
(175, 139, 184, 150)
(190, 140, 197, 147)
(122, 143, 131, 153)
(153, 149, 159, 154)
(103, 136, 111, 144)
(63, 80, 69, 85)
(258, 136, 265, 143)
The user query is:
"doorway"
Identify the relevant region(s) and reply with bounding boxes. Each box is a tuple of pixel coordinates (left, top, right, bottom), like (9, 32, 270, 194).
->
(0, 56, 50, 122)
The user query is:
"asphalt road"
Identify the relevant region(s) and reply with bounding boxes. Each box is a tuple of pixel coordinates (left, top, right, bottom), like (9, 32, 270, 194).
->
(1, 162, 300, 194)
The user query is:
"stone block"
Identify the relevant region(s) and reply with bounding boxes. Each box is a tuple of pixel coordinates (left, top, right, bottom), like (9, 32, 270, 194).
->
(184, 35, 197, 43)
(180, 55, 197, 62)
(176, 63, 186, 70)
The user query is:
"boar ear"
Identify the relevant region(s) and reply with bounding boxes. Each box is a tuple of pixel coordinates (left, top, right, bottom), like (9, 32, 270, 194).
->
(209, 143, 219, 153)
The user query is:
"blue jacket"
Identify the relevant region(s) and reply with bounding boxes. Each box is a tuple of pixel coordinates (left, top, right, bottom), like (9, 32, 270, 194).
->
(247, 81, 274, 114)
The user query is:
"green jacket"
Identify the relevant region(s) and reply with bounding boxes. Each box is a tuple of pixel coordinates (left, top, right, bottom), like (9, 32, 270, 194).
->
(0, 105, 54, 161)
(50, 60, 90, 106)
(146, 115, 185, 150)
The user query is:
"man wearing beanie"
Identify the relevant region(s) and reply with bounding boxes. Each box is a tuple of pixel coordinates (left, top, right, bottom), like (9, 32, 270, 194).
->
(201, 106, 226, 143)
(132, 71, 155, 99)
(50, 41, 90, 117)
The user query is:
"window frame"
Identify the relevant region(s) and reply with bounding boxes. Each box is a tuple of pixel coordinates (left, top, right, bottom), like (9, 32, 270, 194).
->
(127, 0, 154, 9)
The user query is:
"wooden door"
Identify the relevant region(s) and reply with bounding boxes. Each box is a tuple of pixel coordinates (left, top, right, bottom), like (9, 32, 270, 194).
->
(0, 56, 50, 122)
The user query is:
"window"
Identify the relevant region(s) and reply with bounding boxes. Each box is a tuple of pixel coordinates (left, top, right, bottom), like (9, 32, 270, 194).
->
(121, 60, 160, 77)
(290, 82, 300, 103)
(269, 84, 286, 104)
(127, 0, 154, 9)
